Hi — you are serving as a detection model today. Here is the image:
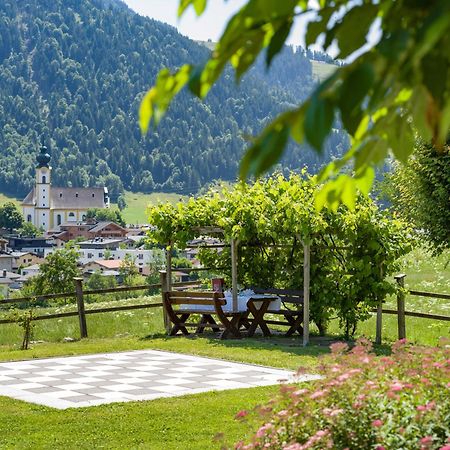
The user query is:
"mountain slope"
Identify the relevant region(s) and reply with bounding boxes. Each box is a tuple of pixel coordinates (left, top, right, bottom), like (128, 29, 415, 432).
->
(0, 0, 347, 199)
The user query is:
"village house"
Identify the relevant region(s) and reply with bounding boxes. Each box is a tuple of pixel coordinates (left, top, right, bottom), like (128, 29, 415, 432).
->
(48, 221, 128, 243)
(7, 236, 56, 258)
(22, 142, 109, 232)
(11, 252, 44, 271)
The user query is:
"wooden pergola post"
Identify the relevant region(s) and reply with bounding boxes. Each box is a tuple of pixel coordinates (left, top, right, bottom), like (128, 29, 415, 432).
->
(302, 241, 310, 346)
(231, 238, 239, 311)
(165, 241, 172, 291)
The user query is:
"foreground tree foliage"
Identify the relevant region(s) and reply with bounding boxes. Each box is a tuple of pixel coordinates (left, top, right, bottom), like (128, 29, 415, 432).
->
(141, 0, 450, 209)
(229, 339, 450, 450)
(388, 141, 450, 255)
(147, 174, 413, 337)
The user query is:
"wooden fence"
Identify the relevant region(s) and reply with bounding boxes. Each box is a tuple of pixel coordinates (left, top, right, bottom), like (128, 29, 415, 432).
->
(375, 274, 450, 343)
(0, 271, 196, 339)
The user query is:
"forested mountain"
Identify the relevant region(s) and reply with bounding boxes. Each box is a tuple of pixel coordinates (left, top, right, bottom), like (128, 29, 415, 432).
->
(0, 0, 348, 199)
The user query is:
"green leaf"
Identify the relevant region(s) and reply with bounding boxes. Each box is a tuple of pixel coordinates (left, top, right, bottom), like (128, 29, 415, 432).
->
(355, 165, 375, 196)
(266, 19, 293, 67)
(240, 120, 290, 178)
(338, 63, 375, 135)
(386, 116, 414, 163)
(335, 4, 378, 58)
(178, 0, 207, 17)
(410, 85, 433, 142)
(354, 139, 388, 171)
(306, 20, 325, 47)
(304, 95, 334, 151)
(139, 65, 193, 134)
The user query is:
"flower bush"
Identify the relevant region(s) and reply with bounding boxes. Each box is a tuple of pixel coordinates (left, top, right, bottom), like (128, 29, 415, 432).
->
(231, 339, 450, 450)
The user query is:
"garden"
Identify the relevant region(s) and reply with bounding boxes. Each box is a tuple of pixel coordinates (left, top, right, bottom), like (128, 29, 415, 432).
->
(0, 173, 448, 449)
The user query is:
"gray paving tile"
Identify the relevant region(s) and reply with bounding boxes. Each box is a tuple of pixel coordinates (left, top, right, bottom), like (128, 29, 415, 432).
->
(0, 349, 304, 410)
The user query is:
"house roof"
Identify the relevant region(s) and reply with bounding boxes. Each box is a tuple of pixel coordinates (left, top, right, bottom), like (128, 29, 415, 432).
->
(22, 264, 41, 271)
(23, 187, 107, 209)
(0, 271, 21, 280)
(88, 221, 127, 233)
(78, 238, 126, 248)
(91, 260, 124, 269)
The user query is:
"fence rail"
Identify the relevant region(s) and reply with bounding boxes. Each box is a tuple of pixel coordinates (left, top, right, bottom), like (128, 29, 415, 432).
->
(0, 275, 200, 338)
(374, 274, 449, 343)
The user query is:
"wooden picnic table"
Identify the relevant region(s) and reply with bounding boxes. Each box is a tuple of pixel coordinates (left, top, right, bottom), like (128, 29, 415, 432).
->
(244, 296, 279, 337)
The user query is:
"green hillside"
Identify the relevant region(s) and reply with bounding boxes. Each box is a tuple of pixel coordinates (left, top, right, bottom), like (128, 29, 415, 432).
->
(311, 60, 338, 82)
(0, 192, 21, 209)
(118, 191, 188, 224)
(0, 0, 348, 200)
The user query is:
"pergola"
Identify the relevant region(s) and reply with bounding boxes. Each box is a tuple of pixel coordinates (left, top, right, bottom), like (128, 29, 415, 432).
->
(163, 226, 312, 346)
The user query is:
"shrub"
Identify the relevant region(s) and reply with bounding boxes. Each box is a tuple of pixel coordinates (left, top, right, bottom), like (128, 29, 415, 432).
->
(231, 339, 450, 450)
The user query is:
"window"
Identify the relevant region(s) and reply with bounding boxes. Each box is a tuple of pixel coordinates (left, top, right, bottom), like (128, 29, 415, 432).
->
(42, 176, 46, 184)
(92, 193, 95, 198)
(27, 215, 32, 222)
(57, 215, 62, 226)
(76, 193, 79, 198)
(88, 253, 93, 259)
(82, 215, 86, 221)
(99, 253, 103, 258)
(138, 254, 144, 260)
(69, 212, 75, 217)
(59, 193, 63, 198)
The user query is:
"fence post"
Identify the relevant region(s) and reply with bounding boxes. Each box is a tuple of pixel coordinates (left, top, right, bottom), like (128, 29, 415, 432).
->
(160, 270, 170, 334)
(375, 302, 383, 345)
(395, 274, 406, 340)
(375, 262, 385, 345)
(74, 277, 88, 339)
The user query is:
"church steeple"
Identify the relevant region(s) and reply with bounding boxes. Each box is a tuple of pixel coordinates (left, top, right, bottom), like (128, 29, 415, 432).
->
(36, 138, 51, 168)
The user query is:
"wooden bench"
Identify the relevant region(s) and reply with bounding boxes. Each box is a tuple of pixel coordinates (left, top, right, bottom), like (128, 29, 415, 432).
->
(252, 288, 304, 337)
(163, 291, 246, 339)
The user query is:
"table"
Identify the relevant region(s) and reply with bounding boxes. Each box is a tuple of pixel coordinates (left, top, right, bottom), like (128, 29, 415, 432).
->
(245, 296, 279, 337)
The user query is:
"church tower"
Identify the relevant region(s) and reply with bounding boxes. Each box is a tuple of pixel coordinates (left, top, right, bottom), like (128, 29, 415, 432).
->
(34, 141, 51, 230)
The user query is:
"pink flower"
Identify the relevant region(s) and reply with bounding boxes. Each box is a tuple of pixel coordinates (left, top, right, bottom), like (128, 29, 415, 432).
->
(256, 423, 273, 438)
(278, 410, 289, 418)
(235, 410, 248, 419)
(376, 447, 386, 450)
(390, 382, 404, 392)
(330, 342, 348, 354)
(372, 419, 383, 427)
(310, 389, 327, 400)
(421, 436, 433, 445)
(292, 388, 308, 397)
(283, 444, 302, 450)
(439, 446, 450, 450)
(417, 401, 436, 412)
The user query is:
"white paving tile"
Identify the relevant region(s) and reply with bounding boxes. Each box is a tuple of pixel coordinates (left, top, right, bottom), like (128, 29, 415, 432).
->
(0, 349, 305, 410)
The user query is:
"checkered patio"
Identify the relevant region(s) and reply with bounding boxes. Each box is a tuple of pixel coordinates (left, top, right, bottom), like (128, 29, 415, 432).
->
(0, 350, 318, 409)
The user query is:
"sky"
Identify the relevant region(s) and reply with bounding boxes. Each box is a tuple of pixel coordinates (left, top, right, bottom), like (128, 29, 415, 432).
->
(122, 0, 381, 59)
(122, 0, 316, 49)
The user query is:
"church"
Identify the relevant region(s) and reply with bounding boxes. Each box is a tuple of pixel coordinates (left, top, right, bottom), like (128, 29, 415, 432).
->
(22, 143, 110, 232)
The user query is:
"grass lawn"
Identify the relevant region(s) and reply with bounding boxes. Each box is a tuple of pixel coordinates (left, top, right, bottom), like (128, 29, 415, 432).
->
(0, 385, 278, 449)
(115, 191, 188, 224)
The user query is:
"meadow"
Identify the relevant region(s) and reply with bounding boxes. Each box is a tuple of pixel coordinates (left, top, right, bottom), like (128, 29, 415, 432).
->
(117, 191, 188, 224)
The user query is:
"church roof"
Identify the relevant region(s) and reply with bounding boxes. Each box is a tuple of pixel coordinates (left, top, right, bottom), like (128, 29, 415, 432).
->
(22, 187, 106, 209)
